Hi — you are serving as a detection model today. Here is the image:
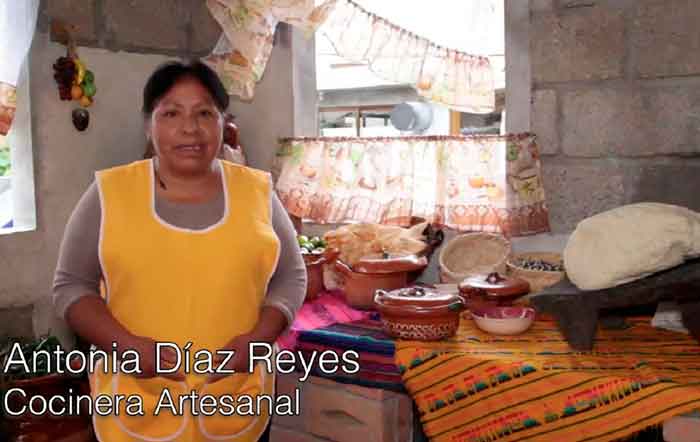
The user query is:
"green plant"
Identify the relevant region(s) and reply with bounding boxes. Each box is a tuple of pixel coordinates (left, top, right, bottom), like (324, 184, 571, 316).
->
(0, 335, 71, 421)
(0, 335, 67, 381)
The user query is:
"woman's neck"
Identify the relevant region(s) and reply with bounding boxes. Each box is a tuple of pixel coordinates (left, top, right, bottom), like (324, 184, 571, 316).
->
(153, 158, 222, 203)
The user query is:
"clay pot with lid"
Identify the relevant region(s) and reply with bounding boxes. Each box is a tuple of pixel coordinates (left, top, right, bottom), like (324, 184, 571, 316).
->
(458, 272, 530, 311)
(333, 255, 428, 310)
(374, 286, 466, 341)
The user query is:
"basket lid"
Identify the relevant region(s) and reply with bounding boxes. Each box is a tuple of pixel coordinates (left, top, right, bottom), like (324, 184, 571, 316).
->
(458, 272, 530, 297)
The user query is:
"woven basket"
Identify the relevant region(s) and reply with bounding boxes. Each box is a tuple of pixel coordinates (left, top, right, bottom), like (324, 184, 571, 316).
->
(438, 233, 511, 283)
(506, 252, 565, 294)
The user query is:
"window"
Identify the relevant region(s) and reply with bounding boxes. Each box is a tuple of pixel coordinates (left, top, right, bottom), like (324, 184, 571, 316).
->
(319, 105, 399, 137)
(449, 91, 505, 136)
(0, 134, 10, 228)
(0, 135, 9, 175)
(0, 0, 39, 234)
(0, 61, 37, 234)
(315, 1, 505, 138)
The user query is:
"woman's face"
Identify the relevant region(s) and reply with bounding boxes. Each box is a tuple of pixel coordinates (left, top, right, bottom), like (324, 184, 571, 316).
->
(147, 76, 224, 175)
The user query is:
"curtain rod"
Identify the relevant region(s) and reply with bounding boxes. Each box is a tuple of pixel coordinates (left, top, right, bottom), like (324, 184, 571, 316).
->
(279, 133, 534, 143)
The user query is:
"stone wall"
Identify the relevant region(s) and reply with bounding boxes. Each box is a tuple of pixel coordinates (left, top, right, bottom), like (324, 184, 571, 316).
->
(530, 0, 700, 232)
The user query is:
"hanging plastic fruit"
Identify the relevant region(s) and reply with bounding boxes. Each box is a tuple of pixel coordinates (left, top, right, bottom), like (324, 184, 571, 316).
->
(50, 20, 98, 131)
(52, 56, 76, 101)
(70, 84, 83, 100)
(73, 57, 86, 85)
(82, 80, 96, 99)
(72, 108, 89, 132)
(69, 56, 96, 108)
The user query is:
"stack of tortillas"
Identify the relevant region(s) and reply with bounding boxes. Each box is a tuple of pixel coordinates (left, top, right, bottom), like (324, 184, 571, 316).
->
(564, 203, 700, 290)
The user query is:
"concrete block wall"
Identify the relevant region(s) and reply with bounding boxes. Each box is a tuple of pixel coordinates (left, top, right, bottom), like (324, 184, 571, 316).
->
(1, 2, 315, 338)
(530, 0, 700, 233)
(0, 0, 222, 339)
(39, 0, 220, 57)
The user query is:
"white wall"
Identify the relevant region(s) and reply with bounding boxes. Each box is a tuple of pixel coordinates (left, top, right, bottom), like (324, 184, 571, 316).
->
(232, 26, 317, 172)
(0, 32, 172, 339)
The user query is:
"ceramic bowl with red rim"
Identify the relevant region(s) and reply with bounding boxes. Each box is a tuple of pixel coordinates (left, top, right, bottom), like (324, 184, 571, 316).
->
(470, 305, 536, 335)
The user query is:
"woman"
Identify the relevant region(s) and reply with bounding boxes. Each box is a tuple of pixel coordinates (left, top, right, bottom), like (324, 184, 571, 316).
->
(53, 61, 307, 442)
(143, 112, 246, 165)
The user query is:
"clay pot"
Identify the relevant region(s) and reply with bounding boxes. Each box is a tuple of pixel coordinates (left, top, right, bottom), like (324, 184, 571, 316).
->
(334, 256, 428, 310)
(459, 272, 530, 310)
(4, 373, 93, 441)
(374, 286, 466, 340)
(302, 253, 326, 301)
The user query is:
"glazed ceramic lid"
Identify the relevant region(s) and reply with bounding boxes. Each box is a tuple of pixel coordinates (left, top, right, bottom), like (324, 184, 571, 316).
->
(352, 255, 428, 274)
(374, 286, 463, 308)
(458, 272, 530, 298)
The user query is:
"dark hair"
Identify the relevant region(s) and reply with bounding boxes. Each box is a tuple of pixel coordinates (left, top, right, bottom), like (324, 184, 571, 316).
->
(142, 60, 229, 118)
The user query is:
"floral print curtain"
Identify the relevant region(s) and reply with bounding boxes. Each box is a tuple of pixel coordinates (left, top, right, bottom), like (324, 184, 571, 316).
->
(274, 134, 550, 237)
(204, 0, 496, 112)
(0, 0, 39, 135)
(0, 82, 15, 136)
(204, 0, 333, 100)
(318, 0, 495, 113)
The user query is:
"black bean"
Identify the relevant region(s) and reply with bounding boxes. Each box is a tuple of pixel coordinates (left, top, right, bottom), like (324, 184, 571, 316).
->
(515, 257, 564, 272)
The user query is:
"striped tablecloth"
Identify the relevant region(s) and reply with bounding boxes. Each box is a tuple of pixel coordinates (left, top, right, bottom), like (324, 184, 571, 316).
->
(395, 316, 700, 442)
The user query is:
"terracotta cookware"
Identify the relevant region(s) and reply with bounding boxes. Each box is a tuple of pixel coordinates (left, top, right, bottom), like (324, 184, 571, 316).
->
(374, 286, 466, 340)
(333, 255, 428, 309)
(303, 253, 327, 301)
(458, 272, 530, 310)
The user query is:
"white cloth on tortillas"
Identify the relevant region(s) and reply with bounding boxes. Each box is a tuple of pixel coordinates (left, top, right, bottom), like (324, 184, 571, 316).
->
(563, 203, 700, 290)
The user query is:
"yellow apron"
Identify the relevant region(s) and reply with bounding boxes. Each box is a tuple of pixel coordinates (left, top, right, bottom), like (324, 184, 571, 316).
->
(90, 159, 280, 442)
